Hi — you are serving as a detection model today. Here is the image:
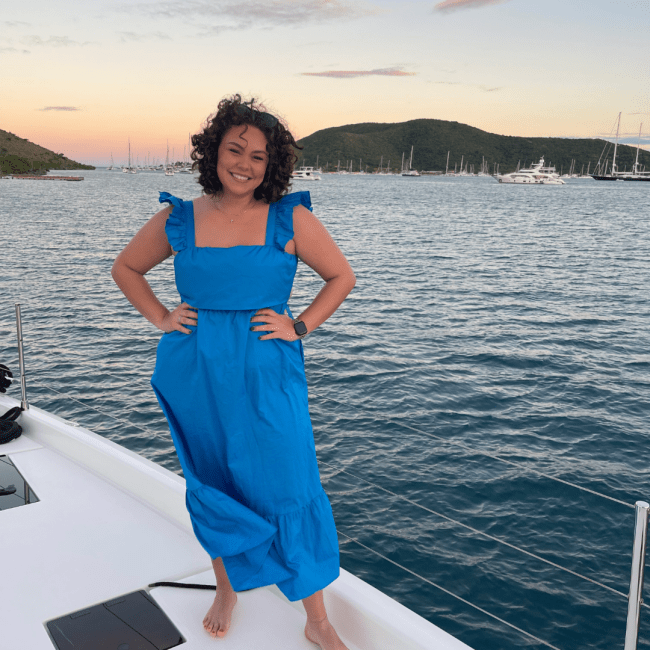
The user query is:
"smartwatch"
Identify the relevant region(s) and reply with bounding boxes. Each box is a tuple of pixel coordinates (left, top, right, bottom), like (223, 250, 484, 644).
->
(293, 319, 308, 340)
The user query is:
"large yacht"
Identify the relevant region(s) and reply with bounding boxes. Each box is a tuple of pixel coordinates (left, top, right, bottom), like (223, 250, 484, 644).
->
(497, 158, 565, 184)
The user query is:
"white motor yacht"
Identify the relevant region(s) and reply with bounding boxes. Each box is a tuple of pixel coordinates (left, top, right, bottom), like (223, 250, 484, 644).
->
(497, 158, 565, 184)
(291, 166, 321, 181)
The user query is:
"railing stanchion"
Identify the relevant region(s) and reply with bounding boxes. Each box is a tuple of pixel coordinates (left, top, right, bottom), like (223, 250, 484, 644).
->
(14, 303, 29, 411)
(624, 501, 649, 650)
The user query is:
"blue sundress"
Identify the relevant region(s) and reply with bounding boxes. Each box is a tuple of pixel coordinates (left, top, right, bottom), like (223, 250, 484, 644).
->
(151, 191, 340, 602)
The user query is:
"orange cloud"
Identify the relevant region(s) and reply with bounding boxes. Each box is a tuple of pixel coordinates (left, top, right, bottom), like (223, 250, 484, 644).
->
(38, 106, 81, 111)
(302, 67, 415, 78)
(435, 0, 510, 11)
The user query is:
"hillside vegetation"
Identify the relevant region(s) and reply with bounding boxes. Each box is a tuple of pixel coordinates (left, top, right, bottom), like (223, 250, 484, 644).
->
(0, 129, 94, 174)
(296, 119, 649, 174)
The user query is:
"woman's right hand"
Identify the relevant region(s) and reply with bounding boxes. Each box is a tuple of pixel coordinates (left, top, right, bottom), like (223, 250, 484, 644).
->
(160, 302, 198, 334)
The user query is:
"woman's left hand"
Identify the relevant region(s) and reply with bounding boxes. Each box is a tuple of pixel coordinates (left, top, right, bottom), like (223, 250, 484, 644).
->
(250, 308, 299, 341)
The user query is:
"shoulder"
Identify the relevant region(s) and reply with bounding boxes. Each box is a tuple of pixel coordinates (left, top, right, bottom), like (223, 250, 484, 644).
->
(157, 192, 194, 252)
(292, 203, 320, 231)
(274, 191, 313, 228)
(274, 190, 312, 212)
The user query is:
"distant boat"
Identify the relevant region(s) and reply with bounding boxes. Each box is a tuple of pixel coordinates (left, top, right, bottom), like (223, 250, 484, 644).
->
(164, 140, 174, 176)
(497, 157, 565, 184)
(107, 153, 115, 171)
(123, 139, 136, 173)
(592, 114, 650, 181)
(401, 146, 420, 177)
(291, 166, 321, 181)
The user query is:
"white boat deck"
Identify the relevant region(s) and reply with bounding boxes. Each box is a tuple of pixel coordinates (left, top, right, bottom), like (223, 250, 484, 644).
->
(0, 394, 472, 649)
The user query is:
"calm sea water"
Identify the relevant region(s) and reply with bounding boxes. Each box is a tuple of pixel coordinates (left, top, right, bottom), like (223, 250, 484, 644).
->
(2, 170, 650, 650)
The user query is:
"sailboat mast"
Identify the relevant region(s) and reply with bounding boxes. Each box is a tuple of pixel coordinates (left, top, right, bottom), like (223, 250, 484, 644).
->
(612, 112, 621, 174)
(634, 123, 643, 173)
(409, 145, 414, 170)
(446, 151, 450, 175)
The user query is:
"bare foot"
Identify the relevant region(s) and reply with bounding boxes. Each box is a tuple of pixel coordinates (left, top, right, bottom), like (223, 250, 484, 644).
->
(304, 616, 349, 650)
(203, 587, 238, 638)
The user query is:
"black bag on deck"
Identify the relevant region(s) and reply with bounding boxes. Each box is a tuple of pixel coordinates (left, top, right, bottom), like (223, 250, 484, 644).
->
(0, 364, 22, 444)
(0, 408, 22, 444)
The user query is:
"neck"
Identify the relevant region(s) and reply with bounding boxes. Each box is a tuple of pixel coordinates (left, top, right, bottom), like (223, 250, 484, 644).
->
(212, 190, 256, 211)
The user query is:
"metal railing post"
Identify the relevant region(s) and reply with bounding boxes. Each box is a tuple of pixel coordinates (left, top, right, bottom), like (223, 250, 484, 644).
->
(14, 303, 29, 411)
(624, 501, 649, 650)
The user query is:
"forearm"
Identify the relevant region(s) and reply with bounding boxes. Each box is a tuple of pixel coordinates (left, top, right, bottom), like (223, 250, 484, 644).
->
(298, 274, 355, 335)
(111, 262, 170, 330)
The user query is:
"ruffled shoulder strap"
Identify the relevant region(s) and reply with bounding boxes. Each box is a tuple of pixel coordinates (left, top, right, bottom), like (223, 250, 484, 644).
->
(271, 191, 312, 252)
(159, 192, 191, 252)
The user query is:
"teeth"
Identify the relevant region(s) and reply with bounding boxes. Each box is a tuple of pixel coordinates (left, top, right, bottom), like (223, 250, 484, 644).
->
(231, 172, 250, 181)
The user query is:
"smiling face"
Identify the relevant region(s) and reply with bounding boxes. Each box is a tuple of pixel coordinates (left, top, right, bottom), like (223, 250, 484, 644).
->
(216, 124, 269, 197)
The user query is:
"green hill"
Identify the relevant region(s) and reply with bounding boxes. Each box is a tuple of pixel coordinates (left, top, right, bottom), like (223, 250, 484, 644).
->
(296, 119, 649, 174)
(0, 128, 94, 175)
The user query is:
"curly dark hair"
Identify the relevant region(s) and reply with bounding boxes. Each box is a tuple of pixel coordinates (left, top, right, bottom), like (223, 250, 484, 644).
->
(191, 94, 302, 203)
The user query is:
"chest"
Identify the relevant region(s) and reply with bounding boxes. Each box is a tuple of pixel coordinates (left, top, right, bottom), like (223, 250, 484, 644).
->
(192, 199, 295, 255)
(194, 202, 270, 248)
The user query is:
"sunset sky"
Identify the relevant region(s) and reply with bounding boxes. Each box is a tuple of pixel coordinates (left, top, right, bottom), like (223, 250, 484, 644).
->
(1, 0, 648, 166)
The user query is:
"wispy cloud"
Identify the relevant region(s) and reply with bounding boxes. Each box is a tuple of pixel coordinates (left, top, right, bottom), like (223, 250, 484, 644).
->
(22, 35, 92, 47)
(0, 46, 30, 54)
(302, 67, 415, 78)
(38, 106, 81, 112)
(118, 31, 172, 42)
(120, 0, 376, 32)
(4, 21, 31, 27)
(434, 0, 510, 12)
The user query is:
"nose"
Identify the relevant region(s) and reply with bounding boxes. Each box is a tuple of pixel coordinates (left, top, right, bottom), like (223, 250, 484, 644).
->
(235, 158, 251, 172)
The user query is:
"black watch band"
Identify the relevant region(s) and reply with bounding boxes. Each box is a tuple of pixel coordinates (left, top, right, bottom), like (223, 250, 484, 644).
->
(293, 319, 308, 339)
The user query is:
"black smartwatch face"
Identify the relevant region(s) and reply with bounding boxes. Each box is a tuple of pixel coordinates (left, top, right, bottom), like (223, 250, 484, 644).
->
(294, 320, 308, 336)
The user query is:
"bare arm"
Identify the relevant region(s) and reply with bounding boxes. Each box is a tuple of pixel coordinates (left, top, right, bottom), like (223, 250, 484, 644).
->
(252, 205, 356, 340)
(292, 204, 356, 333)
(111, 206, 197, 334)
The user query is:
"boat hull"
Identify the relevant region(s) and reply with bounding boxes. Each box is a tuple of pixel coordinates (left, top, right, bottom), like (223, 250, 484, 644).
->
(498, 178, 564, 185)
(591, 174, 650, 181)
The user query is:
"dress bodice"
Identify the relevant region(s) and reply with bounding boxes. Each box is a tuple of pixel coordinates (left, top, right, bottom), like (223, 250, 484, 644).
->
(159, 191, 311, 310)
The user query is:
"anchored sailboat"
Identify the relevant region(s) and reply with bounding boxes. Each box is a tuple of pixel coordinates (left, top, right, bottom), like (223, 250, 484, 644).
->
(592, 113, 650, 181)
(401, 146, 420, 176)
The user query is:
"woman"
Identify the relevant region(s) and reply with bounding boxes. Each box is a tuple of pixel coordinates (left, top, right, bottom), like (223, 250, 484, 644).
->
(111, 95, 356, 650)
